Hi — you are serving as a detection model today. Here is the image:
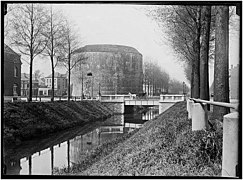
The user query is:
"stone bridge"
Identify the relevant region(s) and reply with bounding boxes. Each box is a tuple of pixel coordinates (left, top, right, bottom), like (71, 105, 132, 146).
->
(99, 94, 185, 114)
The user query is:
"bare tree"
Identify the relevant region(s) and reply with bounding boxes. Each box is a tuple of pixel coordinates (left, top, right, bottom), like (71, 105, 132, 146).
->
(169, 79, 189, 94)
(33, 69, 44, 80)
(57, 20, 87, 102)
(148, 5, 213, 99)
(149, 6, 202, 97)
(4, 4, 15, 40)
(42, 6, 65, 101)
(143, 58, 170, 96)
(9, 4, 48, 102)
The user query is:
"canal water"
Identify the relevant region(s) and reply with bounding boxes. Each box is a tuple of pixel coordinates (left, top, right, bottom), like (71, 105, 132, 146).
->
(4, 107, 159, 175)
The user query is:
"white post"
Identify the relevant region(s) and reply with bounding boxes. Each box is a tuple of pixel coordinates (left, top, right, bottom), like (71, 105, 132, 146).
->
(187, 99, 193, 119)
(171, 95, 175, 101)
(191, 103, 208, 131)
(222, 112, 239, 177)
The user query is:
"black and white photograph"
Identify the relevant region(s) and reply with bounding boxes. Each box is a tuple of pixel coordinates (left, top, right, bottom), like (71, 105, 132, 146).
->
(2, 1, 241, 178)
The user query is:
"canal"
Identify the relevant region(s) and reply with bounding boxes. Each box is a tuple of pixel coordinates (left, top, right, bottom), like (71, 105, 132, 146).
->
(4, 107, 159, 175)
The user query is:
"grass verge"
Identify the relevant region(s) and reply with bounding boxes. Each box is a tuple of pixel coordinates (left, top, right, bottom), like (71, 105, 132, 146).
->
(3, 101, 113, 146)
(55, 101, 223, 176)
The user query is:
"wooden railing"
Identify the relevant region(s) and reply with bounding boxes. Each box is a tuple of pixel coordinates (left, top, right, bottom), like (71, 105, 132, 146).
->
(187, 98, 239, 177)
(189, 98, 238, 110)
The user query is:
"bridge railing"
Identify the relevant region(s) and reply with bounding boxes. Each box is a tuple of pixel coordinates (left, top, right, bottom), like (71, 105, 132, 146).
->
(18, 96, 100, 102)
(99, 94, 136, 102)
(187, 98, 239, 177)
(160, 94, 185, 102)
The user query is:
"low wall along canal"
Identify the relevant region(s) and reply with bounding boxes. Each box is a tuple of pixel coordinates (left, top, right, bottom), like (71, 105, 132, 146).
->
(4, 106, 159, 175)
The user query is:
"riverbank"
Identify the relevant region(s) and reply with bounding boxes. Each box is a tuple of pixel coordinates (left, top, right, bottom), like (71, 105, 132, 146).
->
(55, 101, 223, 176)
(3, 101, 113, 147)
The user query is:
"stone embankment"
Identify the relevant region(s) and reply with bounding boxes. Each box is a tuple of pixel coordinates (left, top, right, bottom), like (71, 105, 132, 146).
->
(55, 101, 223, 176)
(3, 101, 113, 146)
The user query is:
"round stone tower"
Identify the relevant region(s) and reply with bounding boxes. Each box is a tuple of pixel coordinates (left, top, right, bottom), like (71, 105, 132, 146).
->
(71, 44, 143, 97)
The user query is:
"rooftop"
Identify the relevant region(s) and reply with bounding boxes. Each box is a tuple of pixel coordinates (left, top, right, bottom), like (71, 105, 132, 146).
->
(46, 72, 67, 78)
(4, 44, 21, 57)
(74, 44, 141, 55)
(21, 73, 39, 82)
(4, 44, 22, 64)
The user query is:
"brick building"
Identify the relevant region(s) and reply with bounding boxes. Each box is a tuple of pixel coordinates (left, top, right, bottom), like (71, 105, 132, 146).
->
(21, 73, 39, 97)
(4, 44, 22, 97)
(44, 72, 67, 96)
(71, 44, 143, 97)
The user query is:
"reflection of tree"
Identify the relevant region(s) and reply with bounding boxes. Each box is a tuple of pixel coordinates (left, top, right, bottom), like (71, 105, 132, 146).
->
(4, 158, 21, 175)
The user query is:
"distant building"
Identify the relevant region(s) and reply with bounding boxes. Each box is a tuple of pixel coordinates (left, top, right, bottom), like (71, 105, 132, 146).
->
(229, 64, 239, 99)
(71, 44, 143, 97)
(38, 87, 51, 96)
(4, 44, 22, 97)
(44, 72, 67, 96)
(21, 73, 39, 97)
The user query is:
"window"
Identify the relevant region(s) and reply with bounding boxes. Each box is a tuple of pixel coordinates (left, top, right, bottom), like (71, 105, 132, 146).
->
(13, 84, 18, 96)
(14, 66, 18, 77)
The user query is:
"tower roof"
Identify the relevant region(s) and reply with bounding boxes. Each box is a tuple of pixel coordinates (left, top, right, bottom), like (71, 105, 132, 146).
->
(74, 44, 141, 55)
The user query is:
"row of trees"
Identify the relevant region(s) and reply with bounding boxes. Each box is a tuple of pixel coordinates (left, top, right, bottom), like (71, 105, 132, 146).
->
(169, 79, 189, 94)
(143, 60, 170, 96)
(4, 4, 86, 102)
(149, 5, 239, 120)
(143, 59, 189, 95)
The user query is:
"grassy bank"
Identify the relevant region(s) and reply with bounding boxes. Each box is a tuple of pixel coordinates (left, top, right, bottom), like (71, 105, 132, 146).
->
(55, 101, 223, 176)
(3, 101, 113, 146)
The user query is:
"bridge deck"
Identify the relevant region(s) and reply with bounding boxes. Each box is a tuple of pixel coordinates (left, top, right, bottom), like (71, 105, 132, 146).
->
(125, 100, 160, 106)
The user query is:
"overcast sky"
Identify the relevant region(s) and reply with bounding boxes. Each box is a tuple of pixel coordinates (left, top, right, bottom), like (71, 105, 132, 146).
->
(17, 4, 240, 86)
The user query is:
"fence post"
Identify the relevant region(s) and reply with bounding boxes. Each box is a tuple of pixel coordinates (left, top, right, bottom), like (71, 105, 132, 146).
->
(187, 99, 193, 119)
(191, 102, 208, 131)
(171, 96, 175, 101)
(222, 112, 239, 177)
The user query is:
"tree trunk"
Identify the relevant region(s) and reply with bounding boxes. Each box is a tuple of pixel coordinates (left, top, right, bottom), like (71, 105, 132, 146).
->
(29, 55, 33, 102)
(147, 80, 150, 96)
(213, 6, 230, 121)
(200, 6, 211, 101)
(28, 4, 34, 102)
(190, 61, 194, 98)
(67, 54, 71, 102)
(192, 7, 201, 98)
(51, 58, 55, 102)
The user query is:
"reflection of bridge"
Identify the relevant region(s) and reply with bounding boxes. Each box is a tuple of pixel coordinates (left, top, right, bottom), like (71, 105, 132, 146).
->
(99, 94, 185, 114)
(99, 126, 123, 134)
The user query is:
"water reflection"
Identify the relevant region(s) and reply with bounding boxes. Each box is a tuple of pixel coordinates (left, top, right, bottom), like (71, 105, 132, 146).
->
(4, 107, 159, 175)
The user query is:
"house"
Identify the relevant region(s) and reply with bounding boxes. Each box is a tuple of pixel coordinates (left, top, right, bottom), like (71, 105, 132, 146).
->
(44, 72, 67, 96)
(4, 44, 22, 98)
(21, 73, 39, 97)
